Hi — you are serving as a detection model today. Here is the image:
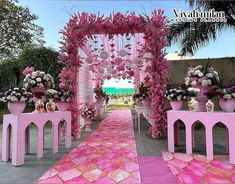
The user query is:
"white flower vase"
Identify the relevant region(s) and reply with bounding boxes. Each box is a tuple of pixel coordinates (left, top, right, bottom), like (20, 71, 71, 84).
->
(34, 99, 45, 113)
(46, 99, 56, 112)
(206, 99, 214, 112)
(188, 97, 199, 112)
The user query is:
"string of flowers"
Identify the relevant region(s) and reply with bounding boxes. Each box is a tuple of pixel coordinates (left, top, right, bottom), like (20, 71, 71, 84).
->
(58, 10, 169, 138)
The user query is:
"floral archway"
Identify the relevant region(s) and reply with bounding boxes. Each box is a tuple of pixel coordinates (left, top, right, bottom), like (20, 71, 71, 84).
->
(58, 10, 169, 139)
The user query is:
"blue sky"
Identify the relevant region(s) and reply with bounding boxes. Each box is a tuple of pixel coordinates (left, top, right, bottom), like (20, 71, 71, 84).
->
(19, 0, 235, 59)
(18, 0, 235, 88)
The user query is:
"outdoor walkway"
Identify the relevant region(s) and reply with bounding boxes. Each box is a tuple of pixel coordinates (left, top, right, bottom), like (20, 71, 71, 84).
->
(36, 110, 141, 184)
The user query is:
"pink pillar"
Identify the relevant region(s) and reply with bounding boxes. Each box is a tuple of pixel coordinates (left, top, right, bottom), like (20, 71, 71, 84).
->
(186, 124, 192, 154)
(12, 125, 25, 166)
(167, 114, 175, 152)
(65, 117, 72, 148)
(37, 126, 44, 159)
(2, 123, 11, 162)
(229, 128, 235, 164)
(206, 126, 213, 160)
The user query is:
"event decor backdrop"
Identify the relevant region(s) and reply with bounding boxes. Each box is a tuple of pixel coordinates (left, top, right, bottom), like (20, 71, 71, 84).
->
(58, 10, 169, 138)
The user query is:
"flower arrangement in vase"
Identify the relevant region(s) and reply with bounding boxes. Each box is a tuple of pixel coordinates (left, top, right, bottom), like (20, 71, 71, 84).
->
(164, 85, 187, 111)
(185, 65, 220, 111)
(0, 87, 32, 115)
(216, 84, 235, 112)
(32, 90, 46, 113)
(94, 87, 106, 100)
(23, 67, 55, 90)
(133, 93, 142, 106)
(55, 89, 74, 111)
(22, 67, 55, 113)
(133, 82, 151, 107)
(187, 87, 200, 112)
(45, 89, 58, 112)
(185, 65, 220, 87)
(80, 103, 96, 131)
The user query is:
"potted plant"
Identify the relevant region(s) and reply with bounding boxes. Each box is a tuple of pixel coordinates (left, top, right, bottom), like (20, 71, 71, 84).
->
(0, 87, 32, 115)
(185, 64, 220, 111)
(45, 89, 58, 112)
(55, 89, 73, 111)
(136, 82, 151, 107)
(216, 85, 235, 112)
(94, 86, 106, 103)
(80, 103, 96, 131)
(164, 85, 187, 111)
(94, 85, 106, 115)
(23, 67, 55, 113)
(133, 94, 142, 106)
(187, 87, 200, 112)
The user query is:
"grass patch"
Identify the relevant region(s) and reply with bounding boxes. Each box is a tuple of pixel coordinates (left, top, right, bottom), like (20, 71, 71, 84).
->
(106, 104, 133, 111)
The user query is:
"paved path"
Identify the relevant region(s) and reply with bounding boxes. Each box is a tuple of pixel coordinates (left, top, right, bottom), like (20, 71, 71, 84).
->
(37, 110, 141, 184)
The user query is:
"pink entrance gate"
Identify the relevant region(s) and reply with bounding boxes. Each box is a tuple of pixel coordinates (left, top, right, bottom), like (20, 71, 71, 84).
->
(58, 10, 169, 139)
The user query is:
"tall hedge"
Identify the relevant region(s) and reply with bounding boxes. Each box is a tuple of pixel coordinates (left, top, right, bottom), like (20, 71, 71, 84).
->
(18, 46, 63, 85)
(0, 46, 63, 91)
(0, 58, 20, 90)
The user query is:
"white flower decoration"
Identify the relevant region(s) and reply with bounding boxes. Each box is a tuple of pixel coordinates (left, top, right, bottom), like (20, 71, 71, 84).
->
(198, 72, 204, 77)
(202, 80, 208, 86)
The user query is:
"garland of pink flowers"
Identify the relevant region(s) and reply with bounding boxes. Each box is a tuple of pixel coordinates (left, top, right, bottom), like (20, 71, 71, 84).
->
(143, 11, 169, 138)
(58, 10, 169, 138)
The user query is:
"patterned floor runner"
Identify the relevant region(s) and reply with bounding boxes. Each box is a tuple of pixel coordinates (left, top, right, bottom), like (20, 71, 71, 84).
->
(36, 110, 141, 184)
(163, 151, 235, 184)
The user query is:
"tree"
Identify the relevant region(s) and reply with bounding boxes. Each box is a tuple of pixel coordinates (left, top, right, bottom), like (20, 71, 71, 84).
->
(0, 0, 44, 59)
(168, 1, 235, 55)
(0, 58, 20, 90)
(18, 46, 63, 85)
(0, 46, 62, 91)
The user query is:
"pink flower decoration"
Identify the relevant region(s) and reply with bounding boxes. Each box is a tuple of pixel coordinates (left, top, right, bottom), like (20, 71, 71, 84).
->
(58, 10, 169, 138)
(117, 63, 125, 71)
(23, 66, 34, 75)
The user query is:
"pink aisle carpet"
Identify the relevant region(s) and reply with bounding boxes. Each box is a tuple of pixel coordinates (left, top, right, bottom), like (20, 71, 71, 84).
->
(138, 156, 177, 184)
(36, 110, 141, 184)
(163, 151, 235, 184)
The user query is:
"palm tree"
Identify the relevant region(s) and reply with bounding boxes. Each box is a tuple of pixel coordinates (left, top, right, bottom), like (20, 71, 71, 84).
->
(168, 0, 235, 55)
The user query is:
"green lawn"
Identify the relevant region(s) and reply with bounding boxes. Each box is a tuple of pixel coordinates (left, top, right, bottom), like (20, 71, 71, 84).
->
(105, 104, 134, 111)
